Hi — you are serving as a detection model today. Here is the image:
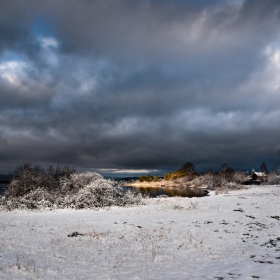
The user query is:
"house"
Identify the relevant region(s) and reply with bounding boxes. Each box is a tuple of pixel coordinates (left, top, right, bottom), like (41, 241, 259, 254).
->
(251, 171, 267, 182)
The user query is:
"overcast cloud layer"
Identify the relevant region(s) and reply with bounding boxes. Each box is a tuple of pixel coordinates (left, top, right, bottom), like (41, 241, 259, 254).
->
(0, 0, 280, 176)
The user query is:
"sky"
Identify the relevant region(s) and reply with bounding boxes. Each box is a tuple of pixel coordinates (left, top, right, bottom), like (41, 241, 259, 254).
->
(0, 0, 280, 177)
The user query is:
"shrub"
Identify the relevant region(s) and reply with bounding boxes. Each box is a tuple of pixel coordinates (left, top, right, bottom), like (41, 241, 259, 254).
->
(5, 162, 75, 198)
(164, 171, 188, 181)
(170, 170, 188, 180)
(164, 173, 171, 181)
(164, 170, 199, 182)
(203, 171, 247, 192)
(267, 172, 280, 185)
(59, 172, 103, 195)
(0, 164, 142, 211)
(153, 175, 159, 182)
(232, 171, 247, 184)
(138, 175, 153, 182)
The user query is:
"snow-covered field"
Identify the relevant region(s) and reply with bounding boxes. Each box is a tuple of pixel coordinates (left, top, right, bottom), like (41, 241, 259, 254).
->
(0, 185, 280, 280)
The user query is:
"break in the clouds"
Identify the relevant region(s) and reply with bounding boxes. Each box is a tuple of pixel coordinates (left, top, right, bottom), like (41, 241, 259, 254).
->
(0, 0, 280, 176)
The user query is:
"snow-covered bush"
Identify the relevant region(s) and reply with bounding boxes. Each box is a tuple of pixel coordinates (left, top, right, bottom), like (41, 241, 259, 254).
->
(267, 172, 280, 185)
(4, 162, 75, 198)
(59, 175, 141, 209)
(2, 188, 55, 211)
(232, 171, 247, 184)
(170, 171, 247, 191)
(212, 182, 248, 194)
(59, 172, 104, 195)
(192, 172, 247, 192)
(0, 170, 142, 211)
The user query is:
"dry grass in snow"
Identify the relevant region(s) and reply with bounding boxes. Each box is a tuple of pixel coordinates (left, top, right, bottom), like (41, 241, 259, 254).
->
(0, 185, 280, 279)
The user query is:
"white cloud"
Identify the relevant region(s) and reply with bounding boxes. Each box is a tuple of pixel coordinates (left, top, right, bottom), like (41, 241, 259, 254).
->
(97, 168, 159, 174)
(0, 61, 28, 87)
(39, 37, 59, 49)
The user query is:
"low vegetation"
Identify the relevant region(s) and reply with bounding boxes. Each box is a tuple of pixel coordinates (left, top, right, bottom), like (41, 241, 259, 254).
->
(139, 175, 160, 182)
(1, 161, 279, 211)
(168, 170, 248, 193)
(267, 171, 280, 185)
(0, 163, 142, 211)
(138, 162, 280, 193)
(164, 170, 200, 181)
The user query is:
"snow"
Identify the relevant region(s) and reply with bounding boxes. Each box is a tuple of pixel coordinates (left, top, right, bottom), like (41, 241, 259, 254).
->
(0, 185, 280, 279)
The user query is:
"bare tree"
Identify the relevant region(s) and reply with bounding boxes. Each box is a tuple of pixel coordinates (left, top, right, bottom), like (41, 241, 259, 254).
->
(260, 162, 268, 174)
(180, 162, 195, 173)
(219, 163, 234, 180)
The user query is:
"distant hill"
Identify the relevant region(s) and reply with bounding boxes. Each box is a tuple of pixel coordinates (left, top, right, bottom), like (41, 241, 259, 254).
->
(113, 177, 140, 181)
(0, 174, 12, 183)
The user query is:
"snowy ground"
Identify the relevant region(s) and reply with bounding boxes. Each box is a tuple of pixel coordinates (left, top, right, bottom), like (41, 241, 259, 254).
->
(0, 185, 280, 280)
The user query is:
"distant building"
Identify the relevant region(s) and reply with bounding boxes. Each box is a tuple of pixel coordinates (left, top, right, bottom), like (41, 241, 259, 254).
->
(251, 171, 267, 182)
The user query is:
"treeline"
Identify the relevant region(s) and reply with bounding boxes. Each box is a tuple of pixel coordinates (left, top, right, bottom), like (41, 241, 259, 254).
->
(163, 162, 245, 184)
(139, 162, 245, 186)
(139, 162, 280, 184)
(138, 161, 280, 188)
(139, 162, 200, 182)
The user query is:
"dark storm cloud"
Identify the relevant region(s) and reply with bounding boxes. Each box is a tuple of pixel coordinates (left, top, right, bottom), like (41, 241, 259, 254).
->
(1, 0, 280, 175)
